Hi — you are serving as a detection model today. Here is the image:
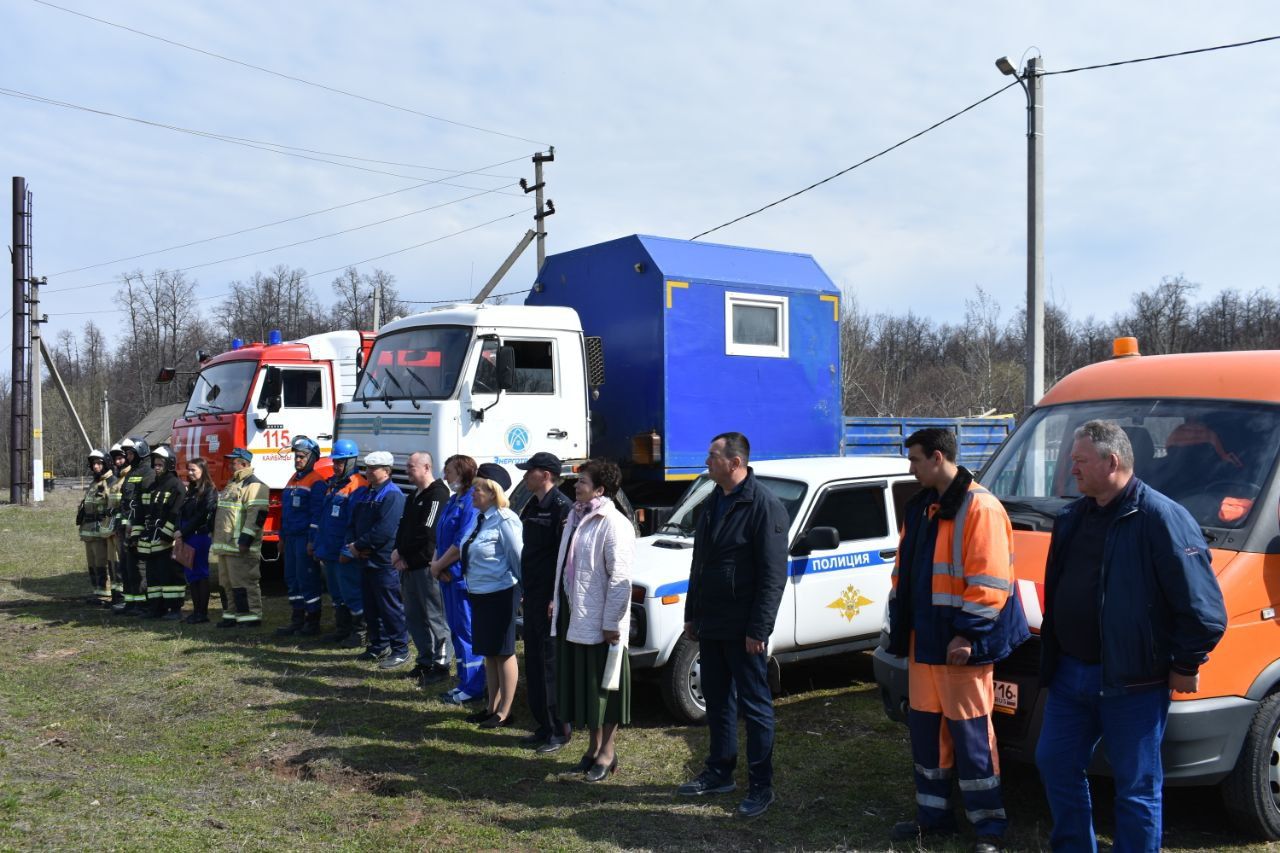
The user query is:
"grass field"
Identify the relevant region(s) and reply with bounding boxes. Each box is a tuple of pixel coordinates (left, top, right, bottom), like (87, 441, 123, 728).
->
(0, 493, 1267, 851)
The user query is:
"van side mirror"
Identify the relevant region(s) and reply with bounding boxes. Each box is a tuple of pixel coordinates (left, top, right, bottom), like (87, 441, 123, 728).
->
(791, 526, 840, 557)
(496, 346, 516, 391)
(261, 366, 283, 414)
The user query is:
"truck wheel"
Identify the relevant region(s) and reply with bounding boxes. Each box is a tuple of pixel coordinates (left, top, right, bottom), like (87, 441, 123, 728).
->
(660, 636, 706, 724)
(1222, 692, 1280, 840)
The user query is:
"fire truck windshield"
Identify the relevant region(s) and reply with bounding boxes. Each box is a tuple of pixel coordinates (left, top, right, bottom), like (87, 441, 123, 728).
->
(355, 326, 471, 402)
(184, 361, 258, 416)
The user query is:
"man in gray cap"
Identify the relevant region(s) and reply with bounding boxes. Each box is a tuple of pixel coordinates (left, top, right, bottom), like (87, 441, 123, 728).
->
(515, 452, 573, 753)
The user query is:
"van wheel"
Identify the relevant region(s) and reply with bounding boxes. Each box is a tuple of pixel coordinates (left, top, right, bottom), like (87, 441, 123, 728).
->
(660, 636, 706, 724)
(1222, 692, 1280, 840)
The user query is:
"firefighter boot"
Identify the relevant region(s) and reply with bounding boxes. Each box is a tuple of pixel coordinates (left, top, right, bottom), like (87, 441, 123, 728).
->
(84, 567, 102, 605)
(299, 610, 323, 637)
(342, 613, 367, 649)
(232, 588, 260, 628)
(275, 609, 306, 637)
(323, 605, 351, 643)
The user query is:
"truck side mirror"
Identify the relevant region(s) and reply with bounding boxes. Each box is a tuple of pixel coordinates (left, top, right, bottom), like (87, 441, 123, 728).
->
(154, 366, 176, 384)
(496, 346, 517, 391)
(791, 526, 840, 557)
(261, 365, 283, 414)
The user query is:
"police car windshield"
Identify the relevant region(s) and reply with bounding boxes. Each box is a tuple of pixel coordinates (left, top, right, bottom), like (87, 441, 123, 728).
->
(658, 475, 807, 536)
(184, 361, 257, 416)
(356, 326, 471, 401)
(982, 398, 1280, 533)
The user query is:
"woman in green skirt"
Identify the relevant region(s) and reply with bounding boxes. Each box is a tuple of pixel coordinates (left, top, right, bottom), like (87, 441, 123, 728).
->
(551, 459, 635, 782)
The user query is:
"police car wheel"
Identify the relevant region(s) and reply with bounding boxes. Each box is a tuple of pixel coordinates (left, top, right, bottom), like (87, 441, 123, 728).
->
(660, 636, 706, 724)
(1223, 691, 1280, 840)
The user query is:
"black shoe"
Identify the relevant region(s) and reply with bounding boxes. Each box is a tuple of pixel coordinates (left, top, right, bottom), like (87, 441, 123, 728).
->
(184, 613, 209, 624)
(569, 751, 597, 773)
(160, 611, 183, 621)
(466, 709, 495, 723)
(676, 771, 736, 797)
(378, 652, 411, 670)
(275, 612, 305, 637)
(536, 734, 570, 755)
(477, 713, 510, 729)
(356, 648, 390, 662)
(298, 612, 322, 637)
(519, 730, 550, 747)
(418, 664, 449, 685)
(584, 755, 618, 783)
(889, 821, 958, 843)
(736, 785, 775, 819)
(973, 836, 1003, 853)
(216, 618, 238, 630)
(405, 664, 428, 680)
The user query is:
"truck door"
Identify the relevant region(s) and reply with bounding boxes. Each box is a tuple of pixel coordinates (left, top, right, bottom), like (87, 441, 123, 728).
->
(247, 365, 331, 488)
(791, 480, 900, 646)
(458, 335, 586, 467)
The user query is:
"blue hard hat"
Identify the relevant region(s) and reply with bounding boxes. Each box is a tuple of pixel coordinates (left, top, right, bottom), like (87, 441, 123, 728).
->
(330, 439, 360, 461)
(291, 435, 320, 459)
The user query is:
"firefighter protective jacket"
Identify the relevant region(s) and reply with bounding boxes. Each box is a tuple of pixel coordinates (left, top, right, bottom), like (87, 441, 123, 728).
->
(887, 466, 1029, 666)
(77, 471, 118, 541)
(211, 466, 270, 558)
(137, 470, 185, 556)
(121, 462, 155, 540)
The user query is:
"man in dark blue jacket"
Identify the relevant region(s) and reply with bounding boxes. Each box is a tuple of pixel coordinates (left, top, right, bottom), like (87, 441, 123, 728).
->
(676, 432, 788, 819)
(1036, 420, 1226, 853)
(347, 451, 410, 669)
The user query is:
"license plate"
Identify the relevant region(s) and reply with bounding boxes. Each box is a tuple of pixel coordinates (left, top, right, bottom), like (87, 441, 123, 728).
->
(994, 680, 1018, 715)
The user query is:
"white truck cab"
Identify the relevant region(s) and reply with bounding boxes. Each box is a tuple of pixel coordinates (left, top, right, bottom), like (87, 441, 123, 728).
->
(628, 456, 919, 722)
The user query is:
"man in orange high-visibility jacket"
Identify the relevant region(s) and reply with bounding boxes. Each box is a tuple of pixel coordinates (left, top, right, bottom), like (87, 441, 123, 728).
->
(885, 428, 1029, 853)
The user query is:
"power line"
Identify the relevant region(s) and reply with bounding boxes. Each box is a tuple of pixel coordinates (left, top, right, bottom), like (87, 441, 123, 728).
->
(50, 208, 530, 316)
(46, 185, 520, 291)
(690, 82, 1019, 240)
(1043, 34, 1280, 75)
(29, 0, 551, 147)
(0, 87, 532, 189)
(402, 287, 532, 305)
(46, 154, 531, 278)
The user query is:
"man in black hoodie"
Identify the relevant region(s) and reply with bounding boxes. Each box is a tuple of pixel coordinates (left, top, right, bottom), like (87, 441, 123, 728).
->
(392, 451, 452, 687)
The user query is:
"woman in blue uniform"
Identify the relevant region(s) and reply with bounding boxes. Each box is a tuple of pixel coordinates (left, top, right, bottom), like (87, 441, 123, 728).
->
(429, 455, 484, 704)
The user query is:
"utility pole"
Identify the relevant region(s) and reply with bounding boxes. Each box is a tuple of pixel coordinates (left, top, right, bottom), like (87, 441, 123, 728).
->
(10, 177, 31, 505)
(30, 275, 44, 502)
(102, 389, 111, 448)
(372, 279, 382, 331)
(522, 148, 555, 271)
(39, 339, 92, 453)
(1025, 56, 1045, 410)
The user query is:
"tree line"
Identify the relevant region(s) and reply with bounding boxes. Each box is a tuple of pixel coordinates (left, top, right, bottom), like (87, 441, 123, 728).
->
(3, 271, 1279, 487)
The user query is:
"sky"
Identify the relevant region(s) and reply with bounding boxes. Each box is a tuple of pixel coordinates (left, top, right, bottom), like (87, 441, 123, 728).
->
(3, 1, 1280, 357)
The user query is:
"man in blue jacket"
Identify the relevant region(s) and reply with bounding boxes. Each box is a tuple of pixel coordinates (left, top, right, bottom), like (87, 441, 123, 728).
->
(277, 436, 328, 637)
(676, 432, 788, 819)
(1036, 420, 1226, 853)
(347, 451, 410, 669)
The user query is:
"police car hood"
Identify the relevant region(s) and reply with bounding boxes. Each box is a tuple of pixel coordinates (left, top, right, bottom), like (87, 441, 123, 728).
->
(630, 532, 696, 594)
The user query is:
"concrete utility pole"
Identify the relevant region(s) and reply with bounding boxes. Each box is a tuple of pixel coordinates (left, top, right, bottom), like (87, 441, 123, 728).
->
(996, 55, 1045, 411)
(10, 177, 31, 504)
(30, 275, 43, 501)
(40, 339, 92, 453)
(372, 279, 382, 331)
(522, 148, 556, 271)
(102, 389, 111, 448)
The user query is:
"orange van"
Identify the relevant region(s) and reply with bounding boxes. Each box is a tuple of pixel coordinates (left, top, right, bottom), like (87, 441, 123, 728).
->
(874, 341, 1280, 839)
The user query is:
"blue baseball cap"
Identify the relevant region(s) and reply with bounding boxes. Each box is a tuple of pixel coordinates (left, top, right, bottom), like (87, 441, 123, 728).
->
(224, 447, 253, 462)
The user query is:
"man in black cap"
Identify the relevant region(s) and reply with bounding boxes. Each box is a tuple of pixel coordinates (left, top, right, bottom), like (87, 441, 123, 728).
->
(515, 452, 573, 753)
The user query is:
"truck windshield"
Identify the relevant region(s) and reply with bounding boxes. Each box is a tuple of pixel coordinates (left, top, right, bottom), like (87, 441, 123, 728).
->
(657, 475, 808, 536)
(184, 361, 258, 416)
(355, 326, 471, 401)
(982, 399, 1280, 534)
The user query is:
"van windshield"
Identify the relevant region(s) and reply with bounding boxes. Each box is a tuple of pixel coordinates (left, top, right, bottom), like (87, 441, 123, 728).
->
(657, 475, 808, 536)
(184, 361, 257, 416)
(982, 399, 1280, 533)
(355, 326, 471, 402)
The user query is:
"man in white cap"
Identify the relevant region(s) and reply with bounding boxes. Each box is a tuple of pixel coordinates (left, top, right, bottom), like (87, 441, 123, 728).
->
(347, 451, 410, 668)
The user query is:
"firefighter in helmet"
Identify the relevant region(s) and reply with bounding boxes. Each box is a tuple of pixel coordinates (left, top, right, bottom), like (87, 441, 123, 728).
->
(137, 445, 187, 619)
(76, 449, 118, 606)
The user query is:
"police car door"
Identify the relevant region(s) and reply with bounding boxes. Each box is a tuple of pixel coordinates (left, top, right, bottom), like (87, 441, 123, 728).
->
(791, 479, 900, 646)
(458, 335, 586, 469)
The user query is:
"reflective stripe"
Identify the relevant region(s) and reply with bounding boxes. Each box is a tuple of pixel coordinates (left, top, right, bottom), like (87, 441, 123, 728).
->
(932, 562, 955, 576)
(961, 600, 1000, 620)
(959, 775, 1001, 792)
(916, 793, 950, 810)
(914, 763, 952, 781)
(966, 574, 1012, 591)
(304, 596, 321, 605)
(966, 807, 1007, 823)
(931, 593, 963, 607)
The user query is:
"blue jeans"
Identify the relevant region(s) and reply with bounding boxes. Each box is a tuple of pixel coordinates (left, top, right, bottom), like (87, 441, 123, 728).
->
(1035, 654, 1170, 853)
(699, 637, 775, 789)
(282, 534, 323, 614)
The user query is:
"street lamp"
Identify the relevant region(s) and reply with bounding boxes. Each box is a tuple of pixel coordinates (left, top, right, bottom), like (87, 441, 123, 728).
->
(995, 54, 1045, 412)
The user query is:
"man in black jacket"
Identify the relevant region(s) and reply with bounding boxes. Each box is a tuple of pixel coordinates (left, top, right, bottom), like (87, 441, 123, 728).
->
(677, 432, 789, 819)
(516, 451, 573, 753)
(392, 451, 452, 686)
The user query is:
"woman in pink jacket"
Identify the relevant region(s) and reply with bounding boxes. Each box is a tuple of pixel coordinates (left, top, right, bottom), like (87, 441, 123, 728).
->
(551, 459, 634, 783)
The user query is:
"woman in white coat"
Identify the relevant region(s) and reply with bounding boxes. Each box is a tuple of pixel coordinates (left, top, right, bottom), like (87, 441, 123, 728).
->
(551, 459, 634, 782)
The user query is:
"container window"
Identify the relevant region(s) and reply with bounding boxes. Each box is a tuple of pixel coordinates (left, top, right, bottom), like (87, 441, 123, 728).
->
(725, 292, 789, 358)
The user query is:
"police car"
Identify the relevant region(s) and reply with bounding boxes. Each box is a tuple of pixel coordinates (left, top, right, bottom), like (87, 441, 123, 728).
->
(627, 456, 919, 722)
